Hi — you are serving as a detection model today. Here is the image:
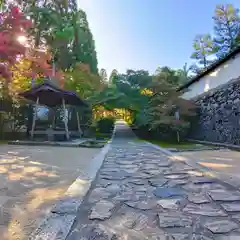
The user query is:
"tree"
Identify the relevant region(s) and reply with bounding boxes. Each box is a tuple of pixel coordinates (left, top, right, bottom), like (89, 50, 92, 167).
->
(145, 76, 196, 140)
(99, 68, 108, 83)
(64, 63, 103, 99)
(124, 69, 151, 89)
(0, 5, 31, 81)
(75, 9, 98, 73)
(20, 0, 98, 73)
(155, 67, 180, 86)
(109, 69, 118, 85)
(213, 4, 240, 57)
(176, 63, 194, 85)
(91, 69, 150, 114)
(191, 34, 215, 69)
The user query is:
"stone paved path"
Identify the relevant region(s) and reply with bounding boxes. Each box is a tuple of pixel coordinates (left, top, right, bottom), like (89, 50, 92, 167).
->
(66, 121, 240, 239)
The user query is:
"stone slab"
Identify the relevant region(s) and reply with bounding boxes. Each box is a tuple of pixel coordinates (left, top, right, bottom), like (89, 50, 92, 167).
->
(157, 198, 181, 210)
(158, 212, 192, 228)
(183, 203, 227, 216)
(188, 194, 210, 204)
(208, 190, 240, 201)
(125, 200, 157, 210)
(204, 219, 238, 233)
(89, 200, 115, 220)
(153, 187, 185, 198)
(221, 203, 240, 212)
(148, 178, 168, 187)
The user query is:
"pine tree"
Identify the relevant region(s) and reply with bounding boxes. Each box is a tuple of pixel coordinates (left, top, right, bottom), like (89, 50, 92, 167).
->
(213, 4, 240, 57)
(191, 34, 215, 69)
(73, 9, 98, 73)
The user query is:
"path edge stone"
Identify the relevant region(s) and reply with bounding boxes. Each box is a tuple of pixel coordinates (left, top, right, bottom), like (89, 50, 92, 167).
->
(29, 124, 117, 240)
(144, 140, 240, 191)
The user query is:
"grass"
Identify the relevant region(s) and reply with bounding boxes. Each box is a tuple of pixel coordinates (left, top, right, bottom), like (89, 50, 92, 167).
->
(137, 138, 213, 150)
(0, 140, 9, 144)
(148, 139, 199, 149)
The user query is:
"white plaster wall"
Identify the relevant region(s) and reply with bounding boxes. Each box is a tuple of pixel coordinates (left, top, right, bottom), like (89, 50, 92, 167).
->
(182, 52, 240, 99)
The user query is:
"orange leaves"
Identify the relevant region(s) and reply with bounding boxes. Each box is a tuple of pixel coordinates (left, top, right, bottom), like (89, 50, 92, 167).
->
(0, 5, 31, 81)
(28, 50, 52, 77)
(0, 5, 66, 91)
(17, 48, 65, 87)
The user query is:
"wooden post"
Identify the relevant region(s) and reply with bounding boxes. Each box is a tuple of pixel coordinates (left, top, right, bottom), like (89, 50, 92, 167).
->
(52, 61, 55, 77)
(30, 97, 39, 140)
(52, 114, 56, 129)
(76, 109, 82, 138)
(175, 109, 180, 143)
(177, 131, 180, 143)
(62, 98, 69, 140)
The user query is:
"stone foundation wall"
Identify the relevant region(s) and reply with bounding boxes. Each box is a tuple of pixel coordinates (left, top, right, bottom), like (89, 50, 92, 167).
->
(189, 77, 240, 145)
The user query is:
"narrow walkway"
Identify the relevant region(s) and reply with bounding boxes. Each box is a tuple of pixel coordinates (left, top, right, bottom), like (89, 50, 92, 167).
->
(67, 121, 240, 239)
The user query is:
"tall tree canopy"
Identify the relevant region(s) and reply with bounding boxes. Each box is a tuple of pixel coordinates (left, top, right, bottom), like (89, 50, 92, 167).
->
(18, 0, 98, 73)
(191, 34, 215, 69)
(213, 4, 240, 57)
(155, 67, 181, 86)
(109, 69, 118, 85)
(99, 68, 108, 83)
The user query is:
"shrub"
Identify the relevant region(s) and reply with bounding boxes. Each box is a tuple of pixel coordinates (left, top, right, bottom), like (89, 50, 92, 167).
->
(96, 117, 115, 134)
(133, 122, 191, 143)
(154, 122, 190, 142)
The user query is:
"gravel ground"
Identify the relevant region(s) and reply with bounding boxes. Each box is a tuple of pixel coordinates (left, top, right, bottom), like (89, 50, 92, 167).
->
(0, 144, 100, 240)
(179, 149, 240, 186)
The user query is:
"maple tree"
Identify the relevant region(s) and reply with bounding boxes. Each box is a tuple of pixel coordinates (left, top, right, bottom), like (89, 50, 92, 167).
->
(0, 5, 65, 88)
(0, 5, 31, 80)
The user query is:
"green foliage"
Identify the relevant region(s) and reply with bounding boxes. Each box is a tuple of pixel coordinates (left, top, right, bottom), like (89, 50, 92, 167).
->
(134, 76, 196, 141)
(91, 68, 196, 142)
(191, 34, 215, 69)
(64, 64, 103, 99)
(109, 69, 118, 85)
(0, 1, 101, 140)
(22, 0, 98, 72)
(190, 4, 240, 67)
(176, 63, 194, 85)
(155, 67, 181, 85)
(213, 4, 240, 57)
(99, 69, 108, 83)
(96, 117, 115, 134)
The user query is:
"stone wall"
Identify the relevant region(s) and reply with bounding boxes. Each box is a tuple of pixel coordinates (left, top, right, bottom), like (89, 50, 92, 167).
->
(189, 77, 240, 145)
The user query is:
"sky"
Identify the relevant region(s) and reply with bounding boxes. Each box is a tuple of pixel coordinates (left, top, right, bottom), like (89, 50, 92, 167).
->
(78, 0, 240, 76)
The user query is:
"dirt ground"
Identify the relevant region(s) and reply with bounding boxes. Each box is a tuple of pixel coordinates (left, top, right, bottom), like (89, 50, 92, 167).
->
(0, 144, 100, 240)
(179, 148, 240, 186)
